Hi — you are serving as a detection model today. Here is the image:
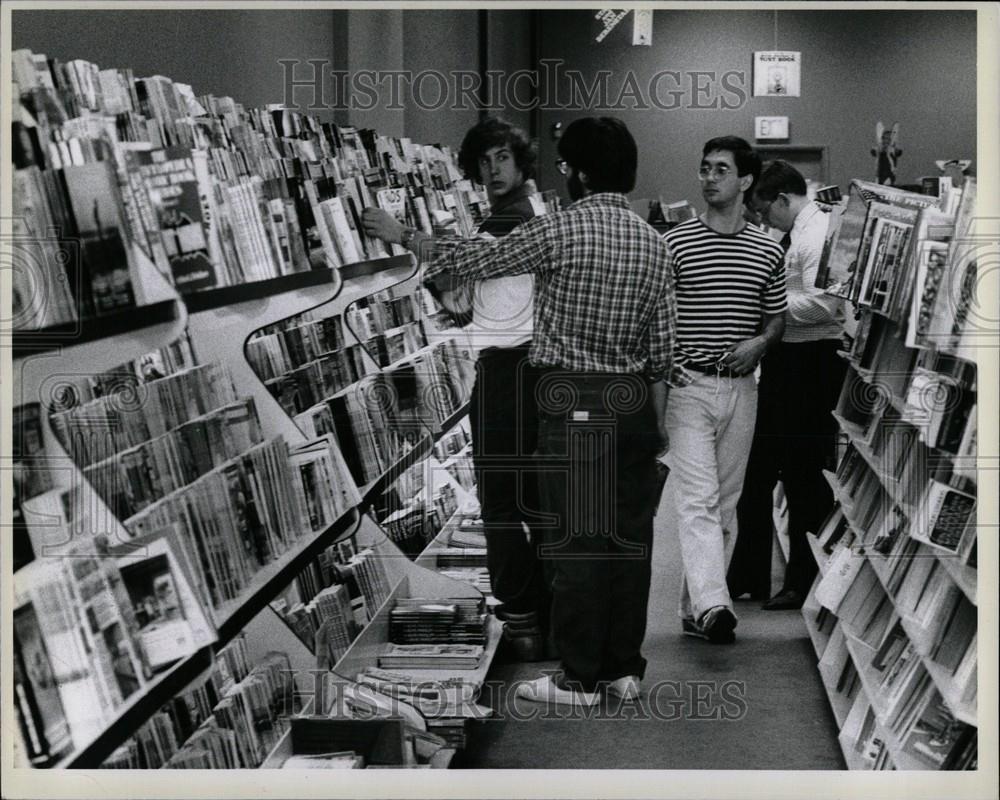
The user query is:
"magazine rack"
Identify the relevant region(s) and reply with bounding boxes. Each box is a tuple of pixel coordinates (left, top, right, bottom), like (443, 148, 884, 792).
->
(11, 248, 493, 768)
(799, 178, 979, 771)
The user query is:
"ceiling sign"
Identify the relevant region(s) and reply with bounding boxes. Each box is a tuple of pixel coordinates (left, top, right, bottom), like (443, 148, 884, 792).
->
(632, 10, 652, 46)
(595, 9, 630, 42)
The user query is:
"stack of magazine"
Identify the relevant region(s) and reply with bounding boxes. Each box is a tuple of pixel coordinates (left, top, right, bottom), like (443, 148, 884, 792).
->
(12, 47, 490, 331)
(388, 598, 488, 645)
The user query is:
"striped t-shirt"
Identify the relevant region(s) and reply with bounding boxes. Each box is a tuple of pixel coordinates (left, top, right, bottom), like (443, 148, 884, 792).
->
(663, 217, 787, 365)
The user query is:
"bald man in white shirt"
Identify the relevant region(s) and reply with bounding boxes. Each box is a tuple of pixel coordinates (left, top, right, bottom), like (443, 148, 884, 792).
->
(727, 160, 847, 610)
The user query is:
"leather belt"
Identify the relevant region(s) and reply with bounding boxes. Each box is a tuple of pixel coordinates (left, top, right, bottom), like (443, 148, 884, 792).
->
(685, 361, 740, 379)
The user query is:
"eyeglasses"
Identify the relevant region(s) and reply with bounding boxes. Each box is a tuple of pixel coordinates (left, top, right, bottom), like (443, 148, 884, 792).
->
(753, 199, 776, 223)
(555, 158, 569, 175)
(752, 195, 783, 224)
(697, 164, 735, 181)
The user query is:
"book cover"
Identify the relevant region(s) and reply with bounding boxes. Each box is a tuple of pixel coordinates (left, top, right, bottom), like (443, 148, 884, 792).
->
(60, 160, 135, 314)
(912, 479, 976, 554)
(13, 603, 74, 765)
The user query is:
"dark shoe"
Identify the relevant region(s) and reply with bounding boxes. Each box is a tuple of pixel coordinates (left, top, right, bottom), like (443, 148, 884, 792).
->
(497, 609, 548, 662)
(681, 606, 737, 644)
(504, 631, 547, 661)
(761, 589, 804, 611)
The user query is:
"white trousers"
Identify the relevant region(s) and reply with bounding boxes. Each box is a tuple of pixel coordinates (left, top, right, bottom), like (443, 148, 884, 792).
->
(663, 373, 758, 621)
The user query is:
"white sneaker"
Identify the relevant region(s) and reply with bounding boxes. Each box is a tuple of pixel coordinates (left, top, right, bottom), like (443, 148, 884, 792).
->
(514, 675, 599, 707)
(605, 675, 641, 702)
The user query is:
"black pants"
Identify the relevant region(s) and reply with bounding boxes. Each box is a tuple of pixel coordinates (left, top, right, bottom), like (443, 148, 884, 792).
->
(534, 371, 660, 692)
(728, 339, 847, 598)
(469, 345, 548, 619)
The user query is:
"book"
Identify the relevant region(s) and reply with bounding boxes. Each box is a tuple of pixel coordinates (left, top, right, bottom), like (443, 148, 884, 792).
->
(60, 160, 136, 314)
(911, 480, 976, 554)
(112, 525, 217, 669)
(13, 603, 73, 766)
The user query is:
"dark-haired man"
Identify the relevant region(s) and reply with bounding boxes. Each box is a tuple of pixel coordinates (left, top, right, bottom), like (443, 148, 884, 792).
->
(365, 118, 547, 660)
(727, 160, 845, 610)
(366, 117, 675, 707)
(661, 136, 786, 645)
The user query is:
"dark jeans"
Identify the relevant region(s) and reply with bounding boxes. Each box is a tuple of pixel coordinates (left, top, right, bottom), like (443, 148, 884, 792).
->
(729, 339, 847, 598)
(534, 371, 660, 691)
(469, 344, 548, 620)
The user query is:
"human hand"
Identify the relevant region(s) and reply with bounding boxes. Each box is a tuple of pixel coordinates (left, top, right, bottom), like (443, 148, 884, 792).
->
(657, 420, 670, 456)
(362, 208, 406, 244)
(722, 338, 767, 376)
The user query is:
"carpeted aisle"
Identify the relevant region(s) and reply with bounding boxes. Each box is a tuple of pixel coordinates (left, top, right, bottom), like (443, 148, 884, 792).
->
(460, 478, 846, 770)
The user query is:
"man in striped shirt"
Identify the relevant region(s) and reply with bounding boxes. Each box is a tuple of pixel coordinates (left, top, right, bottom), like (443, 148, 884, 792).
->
(662, 136, 786, 644)
(728, 161, 846, 610)
(376, 117, 676, 707)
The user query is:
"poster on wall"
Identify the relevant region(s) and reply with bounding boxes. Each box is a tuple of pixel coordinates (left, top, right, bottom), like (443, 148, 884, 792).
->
(753, 51, 801, 96)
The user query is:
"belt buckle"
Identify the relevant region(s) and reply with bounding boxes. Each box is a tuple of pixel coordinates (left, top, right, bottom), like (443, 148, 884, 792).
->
(715, 355, 729, 377)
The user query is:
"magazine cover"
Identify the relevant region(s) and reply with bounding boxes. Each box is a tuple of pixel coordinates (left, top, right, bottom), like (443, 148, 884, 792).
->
(752, 51, 801, 96)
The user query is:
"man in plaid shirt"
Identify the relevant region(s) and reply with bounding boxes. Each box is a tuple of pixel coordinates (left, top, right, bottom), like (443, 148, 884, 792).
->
(365, 117, 675, 707)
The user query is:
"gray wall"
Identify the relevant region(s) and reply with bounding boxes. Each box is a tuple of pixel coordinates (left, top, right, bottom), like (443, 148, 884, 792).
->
(12, 10, 341, 116)
(534, 9, 977, 204)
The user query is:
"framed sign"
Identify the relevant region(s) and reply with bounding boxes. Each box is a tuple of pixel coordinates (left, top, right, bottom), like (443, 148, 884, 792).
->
(753, 51, 801, 96)
(755, 116, 789, 140)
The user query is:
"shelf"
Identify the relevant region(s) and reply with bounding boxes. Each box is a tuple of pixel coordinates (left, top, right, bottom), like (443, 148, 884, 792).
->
(372, 616, 503, 696)
(182, 267, 340, 313)
(359, 402, 471, 506)
(936, 552, 977, 606)
(58, 646, 215, 769)
(801, 592, 832, 660)
(215, 507, 361, 644)
(339, 254, 414, 282)
(836, 728, 867, 771)
(182, 257, 412, 314)
(810, 621, 853, 730)
(831, 412, 906, 503)
(823, 471, 977, 728)
(9, 300, 177, 359)
(807, 530, 830, 578)
(841, 632, 929, 771)
(413, 509, 464, 570)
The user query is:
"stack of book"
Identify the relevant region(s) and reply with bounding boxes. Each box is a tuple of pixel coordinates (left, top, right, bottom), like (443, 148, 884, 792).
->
(158, 648, 294, 769)
(18, 336, 360, 622)
(388, 598, 488, 646)
(345, 548, 393, 621)
(377, 644, 484, 671)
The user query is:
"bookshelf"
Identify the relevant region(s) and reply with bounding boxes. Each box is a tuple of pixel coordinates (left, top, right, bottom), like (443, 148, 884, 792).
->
(10, 47, 505, 770)
(803, 178, 979, 770)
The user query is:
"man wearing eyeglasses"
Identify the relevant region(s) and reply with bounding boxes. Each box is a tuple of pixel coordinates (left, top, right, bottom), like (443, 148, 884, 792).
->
(728, 160, 846, 611)
(661, 136, 786, 645)
(367, 117, 676, 708)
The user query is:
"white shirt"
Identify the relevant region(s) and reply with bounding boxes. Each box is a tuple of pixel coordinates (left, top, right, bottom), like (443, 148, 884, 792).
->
(465, 269, 534, 352)
(783, 201, 844, 343)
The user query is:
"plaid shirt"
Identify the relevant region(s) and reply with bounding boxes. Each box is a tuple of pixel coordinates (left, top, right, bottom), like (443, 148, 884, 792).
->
(423, 193, 676, 380)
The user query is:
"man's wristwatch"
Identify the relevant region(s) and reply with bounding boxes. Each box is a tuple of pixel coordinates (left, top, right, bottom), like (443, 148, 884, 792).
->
(400, 227, 417, 249)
